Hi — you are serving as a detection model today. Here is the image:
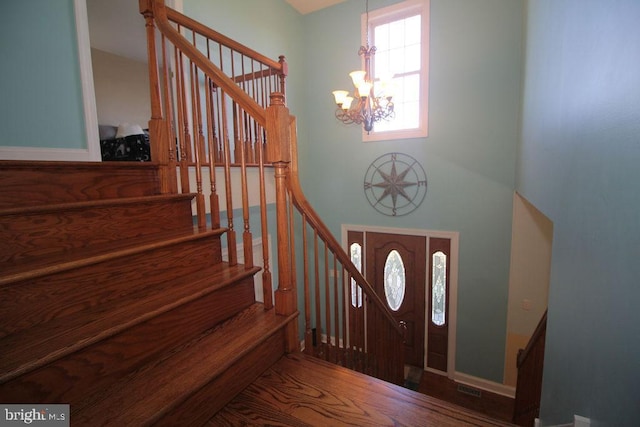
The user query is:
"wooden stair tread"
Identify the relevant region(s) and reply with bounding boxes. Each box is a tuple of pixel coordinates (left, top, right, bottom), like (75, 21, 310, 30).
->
(0, 161, 162, 209)
(73, 304, 295, 426)
(0, 262, 260, 383)
(0, 227, 227, 286)
(0, 193, 195, 217)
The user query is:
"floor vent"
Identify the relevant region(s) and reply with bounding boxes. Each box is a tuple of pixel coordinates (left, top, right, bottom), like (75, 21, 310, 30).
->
(457, 384, 482, 398)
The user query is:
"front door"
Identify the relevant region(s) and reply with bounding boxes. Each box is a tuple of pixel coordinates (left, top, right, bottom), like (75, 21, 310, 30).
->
(365, 232, 426, 367)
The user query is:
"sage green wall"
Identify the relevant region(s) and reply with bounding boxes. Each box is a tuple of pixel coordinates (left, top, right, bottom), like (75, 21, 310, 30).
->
(183, 0, 304, 116)
(300, 0, 524, 382)
(519, 0, 640, 424)
(185, 0, 525, 383)
(0, 0, 86, 149)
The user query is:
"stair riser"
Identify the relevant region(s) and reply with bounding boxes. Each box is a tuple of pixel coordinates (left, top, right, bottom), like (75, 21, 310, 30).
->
(0, 162, 160, 209)
(0, 237, 222, 337)
(1, 198, 195, 264)
(133, 328, 285, 426)
(0, 277, 256, 404)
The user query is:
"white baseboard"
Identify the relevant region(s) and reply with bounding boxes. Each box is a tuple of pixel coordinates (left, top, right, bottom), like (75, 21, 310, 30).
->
(531, 414, 589, 427)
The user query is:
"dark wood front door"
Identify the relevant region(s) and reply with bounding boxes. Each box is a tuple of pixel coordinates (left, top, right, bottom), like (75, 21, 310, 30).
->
(365, 232, 426, 367)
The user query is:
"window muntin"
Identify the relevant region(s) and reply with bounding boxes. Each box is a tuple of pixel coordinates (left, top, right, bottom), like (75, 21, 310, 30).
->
(431, 250, 446, 326)
(383, 249, 406, 311)
(363, 0, 429, 141)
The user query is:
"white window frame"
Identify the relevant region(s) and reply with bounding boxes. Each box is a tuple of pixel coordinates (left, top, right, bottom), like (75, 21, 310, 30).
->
(362, 0, 429, 142)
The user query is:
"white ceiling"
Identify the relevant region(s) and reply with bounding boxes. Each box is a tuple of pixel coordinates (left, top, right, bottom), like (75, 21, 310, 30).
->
(285, 0, 348, 15)
(87, 0, 347, 62)
(87, 0, 148, 62)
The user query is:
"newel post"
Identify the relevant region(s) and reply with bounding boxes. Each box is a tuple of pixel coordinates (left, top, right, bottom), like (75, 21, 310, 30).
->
(140, 0, 175, 193)
(266, 92, 298, 351)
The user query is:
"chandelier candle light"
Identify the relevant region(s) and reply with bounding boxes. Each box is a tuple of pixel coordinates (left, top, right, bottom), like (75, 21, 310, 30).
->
(332, 0, 395, 133)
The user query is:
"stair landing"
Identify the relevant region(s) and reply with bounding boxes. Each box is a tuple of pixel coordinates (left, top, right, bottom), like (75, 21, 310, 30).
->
(210, 353, 514, 426)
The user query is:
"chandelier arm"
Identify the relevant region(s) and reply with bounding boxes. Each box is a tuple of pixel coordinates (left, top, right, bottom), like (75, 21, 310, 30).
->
(331, 0, 395, 133)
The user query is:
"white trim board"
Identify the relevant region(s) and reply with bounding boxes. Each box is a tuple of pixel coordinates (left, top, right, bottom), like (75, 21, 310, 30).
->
(0, 146, 96, 162)
(75, 0, 101, 161)
(1, 0, 100, 162)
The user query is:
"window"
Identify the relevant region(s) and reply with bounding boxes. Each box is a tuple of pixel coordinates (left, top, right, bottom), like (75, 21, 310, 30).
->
(363, 0, 429, 141)
(383, 249, 406, 311)
(350, 242, 363, 308)
(431, 251, 446, 326)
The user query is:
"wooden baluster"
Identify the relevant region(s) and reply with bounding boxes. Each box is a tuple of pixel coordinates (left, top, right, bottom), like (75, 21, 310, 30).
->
(278, 55, 288, 95)
(288, 189, 297, 309)
(214, 85, 224, 164)
(203, 41, 221, 229)
(324, 242, 331, 362)
(237, 103, 253, 268)
(247, 61, 255, 163)
(313, 229, 321, 357)
(356, 293, 363, 373)
(346, 271, 354, 369)
(302, 215, 312, 352)
(333, 253, 340, 365)
(220, 90, 237, 265)
(174, 48, 191, 194)
(159, 34, 178, 193)
(214, 44, 224, 164)
(256, 113, 272, 309)
(205, 79, 220, 230)
(190, 56, 206, 230)
(341, 264, 347, 367)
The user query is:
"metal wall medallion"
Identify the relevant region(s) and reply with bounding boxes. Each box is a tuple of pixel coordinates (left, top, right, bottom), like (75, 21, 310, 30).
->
(363, 152, 427, 216)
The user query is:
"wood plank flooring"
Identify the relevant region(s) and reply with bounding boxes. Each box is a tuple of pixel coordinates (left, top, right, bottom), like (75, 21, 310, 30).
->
(210, 353, 514, 426)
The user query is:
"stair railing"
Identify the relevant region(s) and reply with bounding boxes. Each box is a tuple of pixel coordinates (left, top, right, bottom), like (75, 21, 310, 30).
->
(140, 0, 287, 309)
(513, 310, 547, 426)
(285, 112, 406, 385)
(140, 0, 405, 385)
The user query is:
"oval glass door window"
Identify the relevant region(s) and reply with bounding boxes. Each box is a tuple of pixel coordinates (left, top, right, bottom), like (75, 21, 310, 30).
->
(384, 250, 406, 311)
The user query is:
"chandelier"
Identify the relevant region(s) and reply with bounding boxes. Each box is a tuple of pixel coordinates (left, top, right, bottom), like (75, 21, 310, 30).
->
(332, 0, 394, 133)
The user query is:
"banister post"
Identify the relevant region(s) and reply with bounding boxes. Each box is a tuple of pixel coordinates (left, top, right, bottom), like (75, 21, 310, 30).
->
(266, 92, 298, 351)
(140, 0, 175, 193)
(278, 56, 288, 96)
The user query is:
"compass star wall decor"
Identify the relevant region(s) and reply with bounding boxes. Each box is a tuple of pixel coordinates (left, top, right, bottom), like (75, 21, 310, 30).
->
(363, 152, 427, 216)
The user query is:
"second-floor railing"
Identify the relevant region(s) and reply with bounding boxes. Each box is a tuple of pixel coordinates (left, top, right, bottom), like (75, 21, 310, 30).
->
(140, 0, 405, 385)
(513, 310, 547, 426)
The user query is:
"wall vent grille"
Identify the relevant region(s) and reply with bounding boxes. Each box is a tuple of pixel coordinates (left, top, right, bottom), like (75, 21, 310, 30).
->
(457, 384, 482, 398)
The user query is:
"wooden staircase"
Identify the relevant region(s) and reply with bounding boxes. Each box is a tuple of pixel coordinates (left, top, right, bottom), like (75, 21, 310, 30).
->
(0, 160, 294, 425)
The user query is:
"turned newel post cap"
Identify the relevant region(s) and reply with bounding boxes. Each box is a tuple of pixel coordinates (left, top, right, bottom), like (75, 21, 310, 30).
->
(270, 92, 286, 106)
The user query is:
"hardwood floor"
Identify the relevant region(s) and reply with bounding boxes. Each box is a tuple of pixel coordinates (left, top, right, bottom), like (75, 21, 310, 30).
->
(210, 353, 514, 426)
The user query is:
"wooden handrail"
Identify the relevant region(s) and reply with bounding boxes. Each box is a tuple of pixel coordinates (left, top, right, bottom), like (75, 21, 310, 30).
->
(286, 117, 405, 338)
(517, 310, 547, 368)
(141, 0, 267, 126)
(164, 8, 286, 76)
